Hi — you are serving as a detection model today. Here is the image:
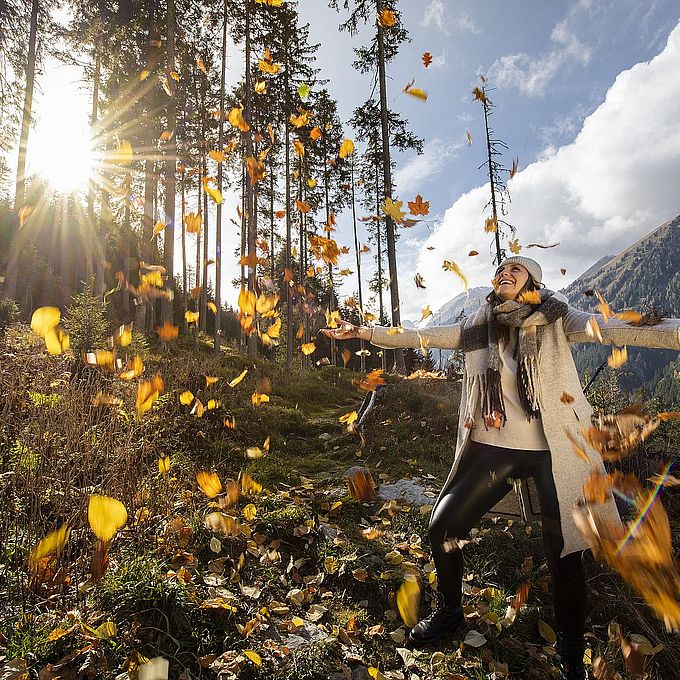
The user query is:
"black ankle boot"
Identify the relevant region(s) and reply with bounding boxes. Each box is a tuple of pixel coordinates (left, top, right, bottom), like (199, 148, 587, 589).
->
(408, 591, 464, 648)
(556, 631, 586, 680)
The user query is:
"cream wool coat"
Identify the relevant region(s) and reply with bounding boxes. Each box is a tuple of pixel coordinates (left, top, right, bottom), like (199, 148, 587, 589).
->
(371, 292, 680, 557)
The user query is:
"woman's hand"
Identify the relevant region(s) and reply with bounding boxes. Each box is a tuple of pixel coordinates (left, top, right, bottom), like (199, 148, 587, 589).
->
(319, 321, 368, 341)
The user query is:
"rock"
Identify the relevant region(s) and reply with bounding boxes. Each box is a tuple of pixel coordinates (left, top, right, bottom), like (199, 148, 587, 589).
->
(280, 620, 328, 650)
(318, 432, 332, 440)
(377, 477, 436, 507)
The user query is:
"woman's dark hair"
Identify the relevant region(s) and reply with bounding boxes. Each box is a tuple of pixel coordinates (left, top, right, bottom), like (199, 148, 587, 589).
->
(485, 275, 542, 348)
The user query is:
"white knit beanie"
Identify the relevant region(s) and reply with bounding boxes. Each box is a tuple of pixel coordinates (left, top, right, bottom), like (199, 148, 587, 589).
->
(496, 256, 543, 286)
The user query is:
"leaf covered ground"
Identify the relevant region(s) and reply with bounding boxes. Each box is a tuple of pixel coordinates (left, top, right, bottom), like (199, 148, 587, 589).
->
(0, 327, 678, 679)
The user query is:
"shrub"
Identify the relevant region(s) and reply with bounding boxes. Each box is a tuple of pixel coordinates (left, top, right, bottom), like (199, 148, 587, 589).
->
(62, 281, 108, 355)
(0, 296, 19, 340)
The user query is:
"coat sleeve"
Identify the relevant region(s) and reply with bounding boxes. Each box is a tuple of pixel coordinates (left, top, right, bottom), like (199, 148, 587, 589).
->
(562, 305, 680, 350)
(370, 324, 463, 350)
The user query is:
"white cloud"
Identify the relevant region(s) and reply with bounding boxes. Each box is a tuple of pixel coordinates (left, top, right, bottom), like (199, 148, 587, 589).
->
(455, 13, 482, 35)
(421, 2, 481, 36)
(401, 21, 680, 320)
(489, 20, 591, 97)
(393, 137, 464, 196)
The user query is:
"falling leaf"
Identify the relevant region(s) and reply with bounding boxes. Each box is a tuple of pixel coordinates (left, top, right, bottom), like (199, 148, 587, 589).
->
(420, 305, 432, 322)
(422, 52, 433, 67)
(29, 524, 70, 568)
(442, 260, 469, 291)
(297, 82, 310, 101)
(31, 306, 61, 338)
(560, 267, 567, 275)
(136, 374, 164, 415)
(197, 471, 222, 498)
(293, 138, 305, 158)
(509, 238, 522, 254)
(179, 390, 194, 406)
(258, 49, 281, 74)
(44, 326, 70, 355)
(377, 8, 397, 26)
(196, 57, 207, 74)
(560, 392, 575, 404)
(472, 86, 488, 104)
(152, 221, 167, 239)
(396, 579, 420, 627)
(414, 273, 426, 289)
(301, 342, 316, 355)
(228, 369, 248, 388)
(254, 80, 266, 94)
(607, 345, 628, 368)
(310, 126, 322, 141)
(159, 130, 174, 141)
(509, 157, 519, 180)
(615, 309, 643, 324)
(408, 194, 429, 216)
(339, 138, 355, 158)
(484, 216, 498, 233)
(120, 355, 144, 380)
(467, 131, 472, 145)
(518, 290, 541, 305)
(156, 322, 179, 342)
(251, 391, 270, 407)
(111, 140, 133, 164)
(228, 107, 250, 132)
(204, 183, 222, 205)
(185, 310, 200, 324)
(402, 79, 428, 101)
(355, 368, 385, 393)
(339, 411, 358, 425)
(88, 495, 127, 543)
(383, 197, 406, 223)
(586, 316, 603, 343)
(526, 241, 559, 249)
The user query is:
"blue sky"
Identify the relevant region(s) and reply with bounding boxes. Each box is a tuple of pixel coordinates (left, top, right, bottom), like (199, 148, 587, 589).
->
(12, 0, 680, 322)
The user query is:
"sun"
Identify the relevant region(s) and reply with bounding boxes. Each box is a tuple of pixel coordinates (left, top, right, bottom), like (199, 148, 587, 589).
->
(29, 118, 94, 193)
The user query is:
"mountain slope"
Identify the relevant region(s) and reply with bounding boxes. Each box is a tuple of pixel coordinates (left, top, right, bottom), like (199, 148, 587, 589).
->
(562, 213, 680, 402)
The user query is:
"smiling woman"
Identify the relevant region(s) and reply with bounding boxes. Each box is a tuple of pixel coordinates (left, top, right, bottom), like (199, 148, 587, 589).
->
(25, 61, 94, 194)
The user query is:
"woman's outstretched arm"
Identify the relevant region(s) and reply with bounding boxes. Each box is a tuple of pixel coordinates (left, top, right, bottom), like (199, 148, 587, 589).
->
(563, 305, 680, 350)
(320, 321, 464, 350)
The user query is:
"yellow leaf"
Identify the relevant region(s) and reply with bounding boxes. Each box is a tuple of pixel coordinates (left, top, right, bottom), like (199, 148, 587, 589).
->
(95, 621, 117, 639)
(402, 80, 428, 101)
(205, 512, 241, 536)
(377, 8, 396, 26)
(170, 70, 180, 81)
(152, 221, 167, 239)
(196, 57, 207, 74)
(44, 326, 70, 355)
(607, 345, 628, 368)
(518, 290, 541, 305)
(251, 391, 270, 407)
(255, 80, 267, 94)
(29, 523, 70, 567)
(159, 130, 174, 141)
(207, 399, 219, 410)
(484, 216, 498, 233)
(310, 126, 322, 140)
(209, 149, 225, 163)
(185, 310, 200, 324)
(136, 373, 164, 415)
(242, 504, 257, 521)
(615, 309, 643, 324)
(180, 390, 194, 406)
(509, 238, 522, 254)
(538, 619, 556, 644)
(339, 411, 358, 425)
(112, 323, 133, 347)
(442, 260, 469, 292)
(158, 456, 171, 474)
(111, 140, 133, 164)
(301, 342, 316, 355)
(368, 668, 388, 680)
(88, 495, 127, 543)
(31, 306, 61, 338)
(228, 106, 250, 132)
(229, 369, 248, 387)
(383, 197, 405, 223)
(420, 305, 432, 322)
(208, 301, 217, 314)
(244, 651, 261, 666)
(339, 138, 355, 158)
(293, 139, 305, 158)
(117, 354, 143, 380)
(206, 375, 219, 387)
(467, 131, 473, 145)
(407, 194, 429, 216)
(197, 471, 222, 498)
(204, 184, 222, 205)
(307, 178, 317, 189)
(191, 398, 205, 418)
(396, 579, 421, 627)
(140, 69, 150, 80)
(156, 322, 179, 342)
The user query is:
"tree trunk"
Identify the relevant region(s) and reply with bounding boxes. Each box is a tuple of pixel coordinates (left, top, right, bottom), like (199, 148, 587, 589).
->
(244, 0, 257, 359)
(350, 156, 366, 371)
(375, 161, 386, 372)
(482, 95, 502, 265)
(88, 39, 101, 289)
(284, 26, 293, 369)
(214, 1, 227, 353)
(199, 78, 208, 334)
(376, 0, 404, 373)
(7, 0, 39, 300)
(162, 0, 177, 324)
(322, 133, 336, 365)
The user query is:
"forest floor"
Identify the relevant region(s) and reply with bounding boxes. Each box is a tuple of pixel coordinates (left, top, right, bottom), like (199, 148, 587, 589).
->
(0, 326, 678, 680)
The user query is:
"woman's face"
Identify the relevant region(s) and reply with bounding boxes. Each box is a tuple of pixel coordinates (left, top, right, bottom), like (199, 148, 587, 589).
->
(493, 263, 530, 301)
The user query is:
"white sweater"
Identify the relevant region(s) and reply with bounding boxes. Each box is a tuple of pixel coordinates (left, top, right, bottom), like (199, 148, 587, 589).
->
(469, 327, 549, 450)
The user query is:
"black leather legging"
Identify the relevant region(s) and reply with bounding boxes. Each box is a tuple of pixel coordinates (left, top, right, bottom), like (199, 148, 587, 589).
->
(429, 440, 586, 636)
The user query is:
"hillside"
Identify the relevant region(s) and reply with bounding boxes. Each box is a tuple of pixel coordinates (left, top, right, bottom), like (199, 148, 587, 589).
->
(2, 327, 678, 679)
(562, 214, 680, 401)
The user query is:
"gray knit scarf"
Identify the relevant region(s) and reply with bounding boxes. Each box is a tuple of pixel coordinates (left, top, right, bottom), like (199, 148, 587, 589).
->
(461, 288, 568, 426)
